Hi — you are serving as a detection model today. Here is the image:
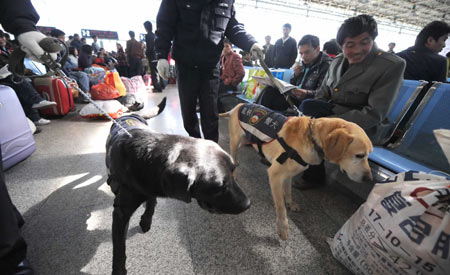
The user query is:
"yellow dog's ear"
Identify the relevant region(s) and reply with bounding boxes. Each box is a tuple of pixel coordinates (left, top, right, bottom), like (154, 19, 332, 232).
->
(323, 129, 354, 163)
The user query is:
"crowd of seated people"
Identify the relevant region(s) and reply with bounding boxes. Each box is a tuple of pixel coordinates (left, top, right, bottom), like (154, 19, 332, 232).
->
(230, 16, 448, 190)
(0, 29, 56, 126)
(0, 24, 164, 130)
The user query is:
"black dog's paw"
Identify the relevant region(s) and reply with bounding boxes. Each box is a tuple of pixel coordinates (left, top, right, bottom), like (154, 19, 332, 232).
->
(139, 218, 152, 233)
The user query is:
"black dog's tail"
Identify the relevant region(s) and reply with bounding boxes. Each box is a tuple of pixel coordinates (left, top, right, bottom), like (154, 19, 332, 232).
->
(135, 97, 167, 119)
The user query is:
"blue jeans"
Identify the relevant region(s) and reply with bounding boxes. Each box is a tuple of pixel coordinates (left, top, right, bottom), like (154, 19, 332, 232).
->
(69, 71, 90, 92)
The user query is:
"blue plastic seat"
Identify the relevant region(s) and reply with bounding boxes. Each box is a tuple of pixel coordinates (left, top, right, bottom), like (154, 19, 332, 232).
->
(370, 82, 450, 175)
(378, 80, 427, 145)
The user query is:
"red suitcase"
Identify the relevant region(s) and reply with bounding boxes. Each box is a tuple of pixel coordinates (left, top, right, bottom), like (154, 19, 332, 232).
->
(33, 77, 74, 116)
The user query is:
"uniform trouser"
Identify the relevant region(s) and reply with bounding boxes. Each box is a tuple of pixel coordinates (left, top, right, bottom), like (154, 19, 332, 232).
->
(0, 147, 27, 274)
(298, 99, 335, 182)
(176, 63, 220, 142)
(148, 59, 164, 91)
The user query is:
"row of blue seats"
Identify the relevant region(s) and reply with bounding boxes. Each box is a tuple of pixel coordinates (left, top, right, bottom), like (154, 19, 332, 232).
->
(230, 66, 450, 177)
(370, 81, 450, 177)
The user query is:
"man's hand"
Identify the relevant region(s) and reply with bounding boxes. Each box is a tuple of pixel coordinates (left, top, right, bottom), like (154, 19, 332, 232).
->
(293, 64, 303, 76)
(250, 43, 264, 61)
(17, 31, 57, 62)
(157, 59, 170, 80)
(224, 78, 231, 86)
(291, 88, 307, 100)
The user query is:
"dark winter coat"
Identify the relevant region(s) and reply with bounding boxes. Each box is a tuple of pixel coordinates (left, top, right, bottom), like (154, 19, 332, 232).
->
(396, 45, 447, 83)
(273, 37, 297, 69)
(155, 0, 257, 69)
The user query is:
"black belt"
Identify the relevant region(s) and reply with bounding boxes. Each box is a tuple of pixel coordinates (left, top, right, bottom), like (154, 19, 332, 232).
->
(275, 136, 308, 166)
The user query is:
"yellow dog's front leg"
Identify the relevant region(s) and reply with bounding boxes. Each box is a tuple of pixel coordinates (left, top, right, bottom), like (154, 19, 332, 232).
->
(268, 166, 289, 240)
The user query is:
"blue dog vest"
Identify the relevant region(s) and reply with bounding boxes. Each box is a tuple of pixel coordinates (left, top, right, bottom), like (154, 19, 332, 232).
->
(237, 104, 308, 166)
(107, 114, 148, 146)
(238, 104, 287, 144)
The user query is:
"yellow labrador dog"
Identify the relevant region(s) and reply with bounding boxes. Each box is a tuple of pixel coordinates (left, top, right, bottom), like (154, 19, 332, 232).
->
(220, 103, 373, 240)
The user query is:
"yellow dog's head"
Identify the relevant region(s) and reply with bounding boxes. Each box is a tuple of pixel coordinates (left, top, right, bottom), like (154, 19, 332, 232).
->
(315, 118, 373, 183)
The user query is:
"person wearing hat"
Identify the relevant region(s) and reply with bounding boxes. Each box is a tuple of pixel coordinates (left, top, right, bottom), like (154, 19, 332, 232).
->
(293, 14, 406, 190)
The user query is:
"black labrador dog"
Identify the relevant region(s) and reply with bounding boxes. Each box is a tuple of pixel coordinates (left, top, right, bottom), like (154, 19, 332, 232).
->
(105, 98, 251, 275)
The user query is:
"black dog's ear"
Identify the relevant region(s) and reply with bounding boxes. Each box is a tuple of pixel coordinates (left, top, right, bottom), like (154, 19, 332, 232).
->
(161, 171, 192, 203)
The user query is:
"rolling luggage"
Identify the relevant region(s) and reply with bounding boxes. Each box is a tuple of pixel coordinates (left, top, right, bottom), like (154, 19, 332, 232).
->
(0, 85, 36, 170)
(33, 76, 74, 116)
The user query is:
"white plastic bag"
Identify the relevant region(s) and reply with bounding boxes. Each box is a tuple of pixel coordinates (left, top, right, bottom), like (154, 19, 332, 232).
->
(329, 171, 450, 275)
(79, 100, 126, 119)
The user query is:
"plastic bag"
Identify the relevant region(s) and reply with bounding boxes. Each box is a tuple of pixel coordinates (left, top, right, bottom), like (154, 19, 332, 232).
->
(121, 76, 146, 95)
(79, 100, 126, 119)
(104, 71, 127, 96)
(329, 171, 450, 275)
(91, 82, 120, 100)
(245, 69, 267, 100)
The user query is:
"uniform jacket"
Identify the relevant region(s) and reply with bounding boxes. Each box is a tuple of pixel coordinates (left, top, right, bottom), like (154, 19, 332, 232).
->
(155, 0, 257, 69)
(0, 0, 39, 36)
(396, 45, 447, 83)
(289, 51, 332, 99)
(126, 38, 143, 59)
(220, 51, 244, 86)
(315, 45, 406, 145)
(145, 32, 157, 62)
(263, 43, 275, 68)
(273, 37, 297, 69)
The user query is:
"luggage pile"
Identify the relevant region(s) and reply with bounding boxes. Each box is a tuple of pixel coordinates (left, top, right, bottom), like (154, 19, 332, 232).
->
(80, 72, 145, 119)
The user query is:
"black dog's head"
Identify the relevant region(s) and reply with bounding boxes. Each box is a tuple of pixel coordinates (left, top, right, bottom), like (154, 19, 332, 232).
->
(161, 138, 251, 215)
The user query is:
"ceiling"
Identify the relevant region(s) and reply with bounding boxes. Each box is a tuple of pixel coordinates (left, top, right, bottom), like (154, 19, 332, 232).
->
(238, 0, 450, 31)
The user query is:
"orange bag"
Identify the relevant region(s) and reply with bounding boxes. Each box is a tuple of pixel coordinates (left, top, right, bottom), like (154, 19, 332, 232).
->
(90, 83, 120, 100)
(104, 71, 127, 96)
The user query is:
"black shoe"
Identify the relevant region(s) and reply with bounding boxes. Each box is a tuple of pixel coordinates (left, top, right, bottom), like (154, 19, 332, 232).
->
(153, 89, 163, 93)
(292, 176, 326, 190)
(14, 259, 34, 275)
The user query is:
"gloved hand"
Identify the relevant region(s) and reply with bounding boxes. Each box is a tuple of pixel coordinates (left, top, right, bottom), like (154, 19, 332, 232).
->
(157, 59, 170, 80)
(17, 31, 57, 62)
(250, 43, 264, 61)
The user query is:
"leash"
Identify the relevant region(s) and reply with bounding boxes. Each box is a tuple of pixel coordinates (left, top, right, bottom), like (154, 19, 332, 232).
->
(9, 37, 132, 138)
(258, 57, 302, 116)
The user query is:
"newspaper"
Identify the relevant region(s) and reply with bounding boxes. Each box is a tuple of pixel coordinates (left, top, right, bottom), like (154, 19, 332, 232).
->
(252, 75, 297, 94)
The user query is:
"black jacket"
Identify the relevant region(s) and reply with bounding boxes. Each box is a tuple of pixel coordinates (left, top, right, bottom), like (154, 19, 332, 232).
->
(0, 0, 39, 35)
(155, 0, 257, 69)
(145, 32, 156, 62)
(273, 37, 297, 69)
(263, 43, 275, 68)
(289, 52, 332, 98)
(396, 46, 447, 83)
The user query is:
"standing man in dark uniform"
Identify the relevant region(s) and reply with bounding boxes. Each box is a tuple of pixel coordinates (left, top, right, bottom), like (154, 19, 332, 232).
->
(155, 0, 264, 142)
(144, 21, 165, 93)
(0, 1, 55, 273)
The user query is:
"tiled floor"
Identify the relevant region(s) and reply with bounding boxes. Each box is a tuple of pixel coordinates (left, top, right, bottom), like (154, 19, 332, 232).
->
(5, 85, 363, 275)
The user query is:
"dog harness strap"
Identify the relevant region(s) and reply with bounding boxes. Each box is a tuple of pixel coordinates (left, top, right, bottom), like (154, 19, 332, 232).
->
(257, 141, 265, 159)
(275, 136, 308, 166)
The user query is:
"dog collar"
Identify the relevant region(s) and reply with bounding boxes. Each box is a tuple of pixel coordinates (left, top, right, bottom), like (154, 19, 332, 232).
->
(308, 118, 324, 159)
